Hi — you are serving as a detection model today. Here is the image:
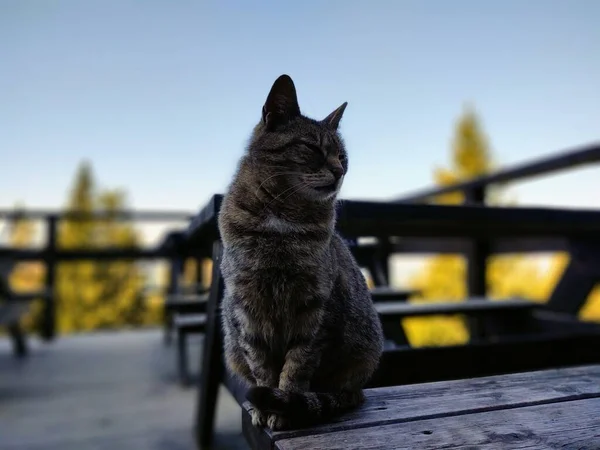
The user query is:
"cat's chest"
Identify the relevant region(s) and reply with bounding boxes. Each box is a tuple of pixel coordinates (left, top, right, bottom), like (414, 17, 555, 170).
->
(224, 248, 326, 304)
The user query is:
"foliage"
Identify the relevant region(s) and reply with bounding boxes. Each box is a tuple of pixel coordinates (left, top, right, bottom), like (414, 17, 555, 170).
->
(54, 163, 164, 332)
(405, 108, 551, 347)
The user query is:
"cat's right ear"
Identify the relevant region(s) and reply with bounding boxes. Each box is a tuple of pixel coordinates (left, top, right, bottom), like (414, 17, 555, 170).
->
(262, 75, 300, 130)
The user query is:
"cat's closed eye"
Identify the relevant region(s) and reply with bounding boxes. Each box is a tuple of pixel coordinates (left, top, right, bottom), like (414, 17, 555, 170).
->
(303, 142, 325, 156)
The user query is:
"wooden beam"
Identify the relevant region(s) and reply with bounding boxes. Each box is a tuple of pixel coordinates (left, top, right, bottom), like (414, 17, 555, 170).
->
(0, 210, 193, 220)
(194, 241, 225, 450)
(369, 332, 600, 388)
(42, 216, 57, 341)
(395, 142, 600, 203)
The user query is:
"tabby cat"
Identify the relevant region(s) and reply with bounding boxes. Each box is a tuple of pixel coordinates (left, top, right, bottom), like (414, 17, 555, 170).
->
(218, 74, 384, 430)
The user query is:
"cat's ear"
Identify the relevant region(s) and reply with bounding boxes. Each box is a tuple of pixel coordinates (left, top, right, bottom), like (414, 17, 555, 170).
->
(322, 102, 348, 130)
(262, 74, 301, 130)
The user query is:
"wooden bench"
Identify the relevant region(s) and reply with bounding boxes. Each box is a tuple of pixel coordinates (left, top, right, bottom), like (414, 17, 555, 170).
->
(182, 194, 600, 449)
(164, 293, 209, 384)
(242, 364, 600, 450)
(174, 312, 207, 385)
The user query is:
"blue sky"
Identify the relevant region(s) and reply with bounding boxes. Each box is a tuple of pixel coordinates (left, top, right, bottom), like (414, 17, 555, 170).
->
(1, 0, 599, 220)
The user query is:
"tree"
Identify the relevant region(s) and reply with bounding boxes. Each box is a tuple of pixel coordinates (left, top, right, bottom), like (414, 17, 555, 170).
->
(56, 162, 160, 333)
(405, 108, 547, 347)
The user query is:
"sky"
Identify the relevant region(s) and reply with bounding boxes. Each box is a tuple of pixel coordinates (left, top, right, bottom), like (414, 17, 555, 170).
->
(1, 0, 599, 252)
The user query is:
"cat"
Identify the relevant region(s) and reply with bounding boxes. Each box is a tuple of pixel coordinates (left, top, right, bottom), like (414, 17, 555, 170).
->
(218, 74, 384, 431)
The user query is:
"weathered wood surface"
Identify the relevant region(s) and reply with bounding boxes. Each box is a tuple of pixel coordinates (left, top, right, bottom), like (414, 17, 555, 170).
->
(275, 399, 600, 449)
(0, 329, 248, 450)
(242, 365, 600, 450)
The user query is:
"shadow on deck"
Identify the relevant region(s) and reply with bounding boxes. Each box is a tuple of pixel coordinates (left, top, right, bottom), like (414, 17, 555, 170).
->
(0, 330, 248, 450)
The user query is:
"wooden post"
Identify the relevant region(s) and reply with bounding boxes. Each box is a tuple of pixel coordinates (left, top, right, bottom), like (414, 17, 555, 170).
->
(42, 215, 57, 341)
(163, 256, 183, 345)
(194, 241, 225, 449)
(168, 257, 183, 295)
(464, 186, 488, 341)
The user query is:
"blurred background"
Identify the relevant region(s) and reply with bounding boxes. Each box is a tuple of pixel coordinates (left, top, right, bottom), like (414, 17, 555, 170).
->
(2, 1, 598, 345)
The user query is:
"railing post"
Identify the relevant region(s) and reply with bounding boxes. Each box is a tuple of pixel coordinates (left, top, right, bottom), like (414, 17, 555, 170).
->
(42, 215, 57, 341)
(168, 257, 183, 295)
(164, 255, 183, 345)
(464, 186, 488, 341)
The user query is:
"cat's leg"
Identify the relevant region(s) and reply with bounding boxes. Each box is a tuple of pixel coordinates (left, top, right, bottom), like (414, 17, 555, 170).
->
(267, 336, 323, 430)
(279, 338, 321, 392)
(240, 332, 280, 427)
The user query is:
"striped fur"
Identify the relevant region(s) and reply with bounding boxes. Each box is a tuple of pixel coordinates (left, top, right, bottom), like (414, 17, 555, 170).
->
(219, 75, 384, 430)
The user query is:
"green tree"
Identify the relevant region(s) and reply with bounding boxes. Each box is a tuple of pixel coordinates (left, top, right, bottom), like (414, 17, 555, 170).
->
(405, 108, 545, 347)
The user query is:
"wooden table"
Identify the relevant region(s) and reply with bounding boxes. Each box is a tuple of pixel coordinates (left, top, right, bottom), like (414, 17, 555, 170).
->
(242, 365, 600, 450)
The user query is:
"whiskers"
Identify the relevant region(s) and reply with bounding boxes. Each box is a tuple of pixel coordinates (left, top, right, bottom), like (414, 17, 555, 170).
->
(254, 172, 301, 200)
(260, 181, 309, 215)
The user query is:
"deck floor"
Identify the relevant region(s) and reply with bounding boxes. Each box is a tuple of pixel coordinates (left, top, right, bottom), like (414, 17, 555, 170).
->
(0, 329, 248, 450)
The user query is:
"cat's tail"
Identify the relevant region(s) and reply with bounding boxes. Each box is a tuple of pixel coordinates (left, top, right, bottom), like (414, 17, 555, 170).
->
(246, 386, 364, 425)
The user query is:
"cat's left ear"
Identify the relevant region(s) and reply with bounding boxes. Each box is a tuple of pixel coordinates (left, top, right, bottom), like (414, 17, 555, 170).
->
(322, 102, 348, 130)
(262, 74, 301, 130)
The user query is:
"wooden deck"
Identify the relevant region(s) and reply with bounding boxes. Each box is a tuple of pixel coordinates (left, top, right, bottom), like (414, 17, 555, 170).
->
(0, 330, 248, 450)
(243, 365, 600, 450)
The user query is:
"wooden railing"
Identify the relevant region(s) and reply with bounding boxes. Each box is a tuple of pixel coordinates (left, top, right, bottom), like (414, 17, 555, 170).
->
(390, 142, 600, 314)
(0, 210, 194, 340)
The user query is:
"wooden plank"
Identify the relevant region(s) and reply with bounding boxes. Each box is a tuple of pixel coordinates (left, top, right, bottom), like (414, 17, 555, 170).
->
(173, 313, 207, 331)
(242, 365, 600, 449)
(369, 332, 600, 387)
(186, 194, 600, 242)
(374, 298, 534, 317)
(275, 398, 600, 449)
(165, 294, 209, 315)
(370, 288, 418, 302)
(394, 142, 600, 203)
(0, 247, 165, 261)
(10, 289, 53, 301)
(356, 237, 570, 255)
(0, 209, 193, 220)
(336, 201, 600, 239)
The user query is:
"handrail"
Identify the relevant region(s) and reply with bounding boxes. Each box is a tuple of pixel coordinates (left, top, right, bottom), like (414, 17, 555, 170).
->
(395, 142, 600, 203)
(0, 210, 194, 220)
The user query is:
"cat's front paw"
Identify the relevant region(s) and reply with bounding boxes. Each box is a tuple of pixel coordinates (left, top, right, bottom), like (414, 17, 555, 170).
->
(267, 414, 290, 431)
(250, 408, 267, 427)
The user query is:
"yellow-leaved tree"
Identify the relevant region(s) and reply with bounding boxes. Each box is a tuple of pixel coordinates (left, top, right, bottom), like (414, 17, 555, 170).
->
(56, 162, 161, 333)
(404, 108, 549, 347)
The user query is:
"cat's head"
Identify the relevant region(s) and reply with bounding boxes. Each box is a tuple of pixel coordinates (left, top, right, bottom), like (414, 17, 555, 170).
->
(246, 74, 348, 203)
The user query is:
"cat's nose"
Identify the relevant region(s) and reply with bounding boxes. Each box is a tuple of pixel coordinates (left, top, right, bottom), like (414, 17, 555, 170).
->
(330, 163, 344, 181)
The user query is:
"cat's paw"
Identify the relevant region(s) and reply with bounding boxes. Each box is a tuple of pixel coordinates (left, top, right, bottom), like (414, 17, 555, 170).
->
(250, 408, 267, 427)
(267, 414, 290, 431)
